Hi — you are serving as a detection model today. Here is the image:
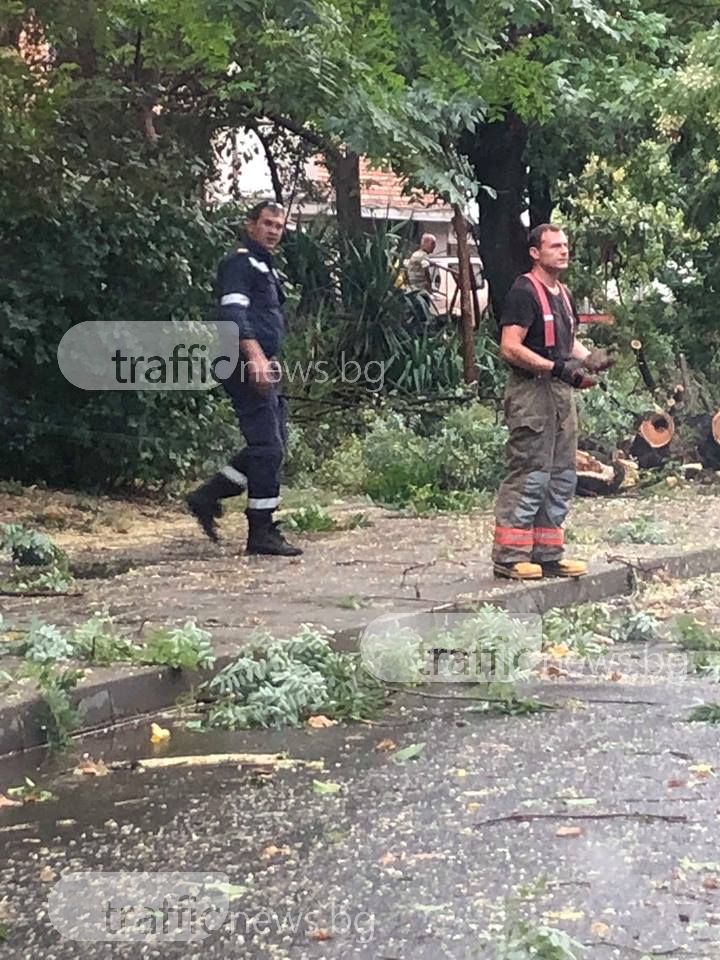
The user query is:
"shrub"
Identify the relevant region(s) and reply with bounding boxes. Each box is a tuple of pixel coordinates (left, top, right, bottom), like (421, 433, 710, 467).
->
(428, 404, 507, 493)
(360, 411, 436, 504)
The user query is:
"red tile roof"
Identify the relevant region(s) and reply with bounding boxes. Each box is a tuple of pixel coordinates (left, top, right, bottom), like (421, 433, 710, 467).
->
(306, 156, 450, 212)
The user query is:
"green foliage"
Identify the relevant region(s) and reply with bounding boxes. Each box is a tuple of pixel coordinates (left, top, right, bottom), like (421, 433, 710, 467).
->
(607, 516, 670, 545)
(314, 435, 369, 494)
(291, 402, 506, 509)
(496, 921, 584, 960)
(610, 611, 662, 644)
(576, 371, 648, 451)
(283, 506, 338, 533)
(9, 613, 215, 671)
(358, 406, 505, 508)
(674, 614, 720, 651)
(542, 604, 611, 657)
(0, 524, 72, 593)
(6, 778, 55, 804)
(428, 404, 507, 494)
(361, 411, 436, 504)
(139, 623, 216, 672)
(543, 604, 661, 654)
(1, 524, 57, 566)
(283, 506, 370, 533)
(20, 664, 83, 753)
(19, 620, 76, 663)
(70, 613, 138, 665)
(367, 605, 539, 698)
(8, 613, 215, 750)
(688, 703, 720, 724)
(202, 625, 386, 729)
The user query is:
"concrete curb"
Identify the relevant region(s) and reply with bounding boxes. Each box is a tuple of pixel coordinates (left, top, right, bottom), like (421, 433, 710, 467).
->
(2, 546, 720, 757)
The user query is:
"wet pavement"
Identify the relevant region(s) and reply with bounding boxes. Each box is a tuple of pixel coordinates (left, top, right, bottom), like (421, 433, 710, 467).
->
(2, 661, 720, 959)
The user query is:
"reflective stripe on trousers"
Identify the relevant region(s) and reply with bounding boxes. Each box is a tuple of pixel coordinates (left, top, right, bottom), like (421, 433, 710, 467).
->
(493, 370, 577, 563)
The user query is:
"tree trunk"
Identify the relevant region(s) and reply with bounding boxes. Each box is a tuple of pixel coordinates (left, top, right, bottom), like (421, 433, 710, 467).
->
(452, 206, 477, 385)
(528, 168, 553, 228)
(696, 411, 720, 469)
(630, 412, 675, 468)
(330, 151, 363, 239)
(461, 114, 530, 318)
(575, 450, 627, 497)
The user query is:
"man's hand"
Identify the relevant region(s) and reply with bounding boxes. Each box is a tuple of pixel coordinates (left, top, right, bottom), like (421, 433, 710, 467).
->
(583, 347, 615, 374)
(240, 340, 280, 392)
(552, 359, 597, 390)
(246, 356, 280, 391)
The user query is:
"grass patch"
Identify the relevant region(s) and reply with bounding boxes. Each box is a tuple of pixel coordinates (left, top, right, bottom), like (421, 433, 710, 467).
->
(607, 515, 670, 545)
(688, 703, 720, 724)
(283, 505, 370, 533)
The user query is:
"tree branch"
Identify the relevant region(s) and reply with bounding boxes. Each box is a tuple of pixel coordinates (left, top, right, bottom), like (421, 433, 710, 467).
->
(264, 112, 340, 160)
(248, 120, 284, 203)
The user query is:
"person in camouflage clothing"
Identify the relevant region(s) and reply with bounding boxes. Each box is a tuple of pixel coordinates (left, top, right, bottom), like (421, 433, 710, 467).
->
(492, 224, 613, 580)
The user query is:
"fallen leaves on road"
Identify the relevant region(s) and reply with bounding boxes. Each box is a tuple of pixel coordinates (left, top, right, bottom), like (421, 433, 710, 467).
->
(544, 907, 583, 921)
(150, 723, 171, 744)
(390, 742, 426, 763)
(73, 756, 109, 777)
(39, 866, 56, 883)
(689, 762, 714, 779)
(545, 664, 569, 679)
(261, 845, 291, 859)
(547, 643, 570, 658)
(312, 780, 342, 796)
(667, 778, 687, 789)
(375, 739, 396, 752)
(591, 920, 610, 938)
(378, 852, 398, 866)
(309, 929, 332, 941)
(378, 851, 445, 867)
(0, 796, 22, 809)
(6, 779, 54, 804)
(204, 881, 249, 901)
(307, 715, 337, 729)
(556, 826, 583, 838)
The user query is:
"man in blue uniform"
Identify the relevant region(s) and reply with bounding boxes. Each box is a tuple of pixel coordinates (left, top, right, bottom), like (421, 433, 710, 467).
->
(186, 201, 302, 557)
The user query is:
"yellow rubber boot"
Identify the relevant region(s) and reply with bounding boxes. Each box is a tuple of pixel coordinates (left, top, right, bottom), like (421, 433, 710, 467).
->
(493, 561, 543, 581)
(540, 559, 587, 578)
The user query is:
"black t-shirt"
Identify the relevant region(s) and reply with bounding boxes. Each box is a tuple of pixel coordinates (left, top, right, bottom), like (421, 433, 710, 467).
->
(500, 275, 577, 361)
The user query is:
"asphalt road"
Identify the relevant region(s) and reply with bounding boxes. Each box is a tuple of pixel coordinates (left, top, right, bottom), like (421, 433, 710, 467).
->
(2, 670, 720, 959)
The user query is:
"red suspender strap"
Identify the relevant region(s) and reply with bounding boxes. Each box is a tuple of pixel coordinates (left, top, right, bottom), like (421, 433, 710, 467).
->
(557, 284, 576, 337)
(523, 272, 555, 348)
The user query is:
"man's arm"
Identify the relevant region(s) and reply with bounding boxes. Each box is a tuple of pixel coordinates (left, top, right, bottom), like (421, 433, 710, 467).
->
(218, 254, 274, 390)
(500, 325, 554, 375)
(570, 339, 591, 363)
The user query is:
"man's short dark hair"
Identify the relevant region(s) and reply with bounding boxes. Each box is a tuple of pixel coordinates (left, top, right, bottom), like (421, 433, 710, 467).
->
(528, 223, 564, 252)
(247, 200, 284, 222)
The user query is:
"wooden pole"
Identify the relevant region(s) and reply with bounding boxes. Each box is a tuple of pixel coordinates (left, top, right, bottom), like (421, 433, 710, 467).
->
(452, 205, 477, 385)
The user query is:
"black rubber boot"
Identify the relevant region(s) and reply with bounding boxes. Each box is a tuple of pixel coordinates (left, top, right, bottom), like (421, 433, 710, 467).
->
(246, 509, 303, 557)
(186, 473, 243, 543)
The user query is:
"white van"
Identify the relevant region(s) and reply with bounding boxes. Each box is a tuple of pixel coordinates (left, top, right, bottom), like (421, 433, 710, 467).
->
(427, 257, 489, 324)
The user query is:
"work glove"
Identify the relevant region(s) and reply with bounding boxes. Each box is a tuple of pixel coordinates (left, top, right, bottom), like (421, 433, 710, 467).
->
(552, 359, 596, 390)
(583, 348, 615, 374)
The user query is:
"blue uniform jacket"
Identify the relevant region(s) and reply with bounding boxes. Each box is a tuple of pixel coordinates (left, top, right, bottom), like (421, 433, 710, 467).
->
(216, 236, 285, 360)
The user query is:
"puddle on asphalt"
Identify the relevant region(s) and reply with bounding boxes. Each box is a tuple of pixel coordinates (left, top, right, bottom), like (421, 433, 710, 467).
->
(0, 709, 395, 847)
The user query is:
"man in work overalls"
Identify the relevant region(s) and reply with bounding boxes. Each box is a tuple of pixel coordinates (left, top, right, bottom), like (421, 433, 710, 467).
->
(186, 201, 302, 557)
(492, 223, 612, 580)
